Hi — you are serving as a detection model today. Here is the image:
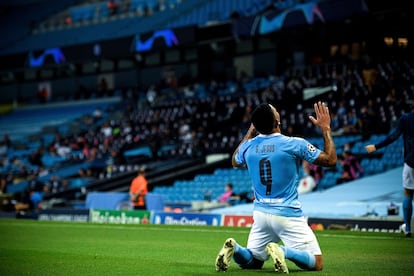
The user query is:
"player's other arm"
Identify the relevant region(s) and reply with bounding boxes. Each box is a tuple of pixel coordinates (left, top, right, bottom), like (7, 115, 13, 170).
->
(232, 124, 256, 168)
(309, 101, 337, 167)
(365, 118, 404, 153)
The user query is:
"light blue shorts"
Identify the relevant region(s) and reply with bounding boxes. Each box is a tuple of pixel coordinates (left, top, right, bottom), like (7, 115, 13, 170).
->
(403, 163, 414, 190)
(246, 210, 321, 261)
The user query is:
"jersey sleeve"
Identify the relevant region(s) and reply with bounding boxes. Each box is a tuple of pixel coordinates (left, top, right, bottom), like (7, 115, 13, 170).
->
(234, 140, 250, 166)
(294, 137, 321, 163)
(375, 115, 405, 150)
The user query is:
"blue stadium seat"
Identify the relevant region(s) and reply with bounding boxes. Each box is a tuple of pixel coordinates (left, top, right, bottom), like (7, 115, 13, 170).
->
(41, 154, 67, 168)
(6, 180, 30, 194)
(69, 178, 90, 188)
(317, 171, 337, 190)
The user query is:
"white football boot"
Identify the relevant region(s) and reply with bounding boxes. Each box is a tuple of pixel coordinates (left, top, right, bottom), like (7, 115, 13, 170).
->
(266, 242, 289, 274)
(215, 238, 235, 272)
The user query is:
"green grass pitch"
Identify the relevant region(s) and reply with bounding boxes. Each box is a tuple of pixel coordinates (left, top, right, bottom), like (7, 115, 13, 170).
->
(0, 219, 413, 275)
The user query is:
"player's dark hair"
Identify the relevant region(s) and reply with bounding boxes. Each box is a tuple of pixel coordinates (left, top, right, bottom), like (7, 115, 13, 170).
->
(251, 103, 276, 134)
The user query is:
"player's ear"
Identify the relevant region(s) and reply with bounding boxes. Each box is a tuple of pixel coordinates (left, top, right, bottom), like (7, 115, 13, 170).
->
(275, 120, 280, 129)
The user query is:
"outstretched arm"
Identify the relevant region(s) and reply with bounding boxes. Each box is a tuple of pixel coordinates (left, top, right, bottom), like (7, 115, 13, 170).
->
(365, 118, 404, 153)
(309, 101, 337, 167)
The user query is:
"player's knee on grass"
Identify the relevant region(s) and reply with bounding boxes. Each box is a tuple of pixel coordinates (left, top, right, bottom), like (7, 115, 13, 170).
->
(314, 255, 323, 271)
(238, 257, 264, 269)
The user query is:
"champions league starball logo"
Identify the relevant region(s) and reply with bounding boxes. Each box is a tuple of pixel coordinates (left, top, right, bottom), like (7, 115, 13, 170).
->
(28, 47, 66, 67)
(134, 29, 179, 52)
(307, 143, 317, 153)
(259, 1, 325, 35)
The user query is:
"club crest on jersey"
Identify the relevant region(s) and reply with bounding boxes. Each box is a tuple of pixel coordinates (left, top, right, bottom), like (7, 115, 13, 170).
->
(307, 144, 316, 153)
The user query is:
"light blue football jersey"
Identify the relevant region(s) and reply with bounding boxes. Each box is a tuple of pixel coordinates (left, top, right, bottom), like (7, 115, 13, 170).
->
(235, 133, 321, 217)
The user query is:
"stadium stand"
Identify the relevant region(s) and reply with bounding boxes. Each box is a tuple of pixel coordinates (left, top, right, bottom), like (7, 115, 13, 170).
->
(0, 0, 412, 219)
(213, 166, 404, 218)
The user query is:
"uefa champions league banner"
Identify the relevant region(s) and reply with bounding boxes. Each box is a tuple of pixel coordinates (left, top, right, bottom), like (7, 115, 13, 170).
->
(38, 209, 90, 222)
(151, 212, 222, 226)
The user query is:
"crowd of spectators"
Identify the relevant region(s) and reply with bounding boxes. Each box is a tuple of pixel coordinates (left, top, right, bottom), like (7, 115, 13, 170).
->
(61, 0, 181, 28)
(34, 0, 186, 34)
(1, 57, 414, 212)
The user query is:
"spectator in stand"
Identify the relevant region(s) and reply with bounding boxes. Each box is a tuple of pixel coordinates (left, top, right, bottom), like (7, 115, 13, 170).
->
(37, 86, 48, 103)
(37, 165, 49, 178)
(219, 183, 235, 204)
(146, 85, 157, 106)
(298, 160, 317, 195)
(336, 149, 363, 184)
(78, 167, 93, 178)
(178, 119, 192, 144)
(358, 104, 377, 138)
(343, 110, 359, 134)
(55, 138, 71, 158)
(0, 175, 6, 194)
(29, 148, 44, 167)
(309, 162, 324, 186)
(330, 112, 343, 136)
(64, 15, 72, 25)
(92, 107, 103, 122)
(101, 122, 113, 138)
(107, 0, 118, 16)
(129, 167, 148, 210)
(298, 158, 325, 194)
(14, 187, 44, 216)
(0, 134, 11, 156)
(82, 143, 91, 159)
(46, 175, 62, 194)
(218, 183, 253, 205)
(336, 101, 347, 122)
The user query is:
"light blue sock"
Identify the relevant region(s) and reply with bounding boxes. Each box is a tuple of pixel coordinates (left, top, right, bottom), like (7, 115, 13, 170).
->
(403, 196, 413, 232)
(233, 243, 254, 267)
(280, 245, 316, 269)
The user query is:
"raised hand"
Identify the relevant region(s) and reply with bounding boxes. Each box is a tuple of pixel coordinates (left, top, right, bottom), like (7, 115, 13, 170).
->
(309, 101, 331, 132)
